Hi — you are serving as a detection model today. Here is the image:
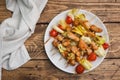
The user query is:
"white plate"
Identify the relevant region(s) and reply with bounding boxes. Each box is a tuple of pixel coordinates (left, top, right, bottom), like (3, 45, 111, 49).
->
(44, 9, 109, 74)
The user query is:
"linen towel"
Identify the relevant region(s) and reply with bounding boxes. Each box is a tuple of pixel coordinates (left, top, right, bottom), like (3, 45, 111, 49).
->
(0, 0, 48, 79)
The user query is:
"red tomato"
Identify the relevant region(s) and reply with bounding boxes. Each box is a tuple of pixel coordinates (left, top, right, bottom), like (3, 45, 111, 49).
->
(66, 16, 73, 24)
(87, 52, 97, 61)
(50, 29, 58, 37)
(102, 43, 109, 50)
(58, 24, 64, 30)
(75, 64, 85, 74)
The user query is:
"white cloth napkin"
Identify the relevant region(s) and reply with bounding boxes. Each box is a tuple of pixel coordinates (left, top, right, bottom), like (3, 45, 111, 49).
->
(0, 0, 48, 79)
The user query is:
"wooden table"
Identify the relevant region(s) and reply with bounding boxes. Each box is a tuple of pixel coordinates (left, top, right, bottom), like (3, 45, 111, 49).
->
(0, 0, 120, 80)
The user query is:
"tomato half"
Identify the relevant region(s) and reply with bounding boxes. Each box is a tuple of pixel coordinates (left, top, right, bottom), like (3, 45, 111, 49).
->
(75, 64, 85, 74)
(58, 24, 64, 30)
(102, 43, 109, 50)
(50, 29, 58, 37)
(87, 52, 97, 61)
(66, 16, 73, 24)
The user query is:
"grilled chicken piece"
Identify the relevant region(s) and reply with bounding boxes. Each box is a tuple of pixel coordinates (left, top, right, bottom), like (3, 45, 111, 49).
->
(68, 59, 76, 66)
(67, 52, 76, 66)
(55, 35, 64, 41)
(71, 46, 78, 53)
(76, 51, 81, 57)
(62, 39, 70, 47)
(80, 20, 91, 30)
(66, 25, 72, 31)
(90, 25, 102, 33)
(78, 39, 88, 50)
(71, 46, 81, 57)
(75, 56, 81, 62)
(91, 41, 98, 50)
(73, 18, 80, 26)
(86, 48, 92, 55)
(67, 32, 79, 42)
(52, 40, 59, 48)
(66, 46, 71, 52)
(85, 32, 95, 37)
(73, 18, 91, 30)
(61, 51, 68, 58)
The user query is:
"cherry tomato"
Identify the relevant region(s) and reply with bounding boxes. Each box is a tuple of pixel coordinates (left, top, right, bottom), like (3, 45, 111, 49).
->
(102, 43, 109, 50)
(87, 52, 97, 61)
(50, 29, 58, 37)
(58, 24, 64, 30)
(75, 64, 85, 74)
(66, 16, 73, 24)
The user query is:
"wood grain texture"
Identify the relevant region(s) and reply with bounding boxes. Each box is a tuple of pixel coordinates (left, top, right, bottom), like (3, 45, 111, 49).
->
(40, 10, 120, 23)
(116, 0, 120, 2)
(25, 24, 48, 59)
(47, 0, 116, 3)
(39, 1, 120, 23)
(0, 0, 120, 23)
(0, 1, 12, 22)
(2, 59, 120, 80)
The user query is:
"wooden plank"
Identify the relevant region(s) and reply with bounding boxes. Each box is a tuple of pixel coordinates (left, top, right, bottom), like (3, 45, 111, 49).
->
(46, 0, 116, 3)
(2, 59, 120, 80)
(66, 0, 116, 2)
(0, 0, 120, 80)
(0, 0, 116, 5)
(25, 24, 48, 59)
(116, 0, 120, 2)
(0, 0, 12, 22)
(40, 10, 120, 23)
(105, 23, 120, 59)
(0, 0, 5, 4)
(0, 2, 120, 23)
(39, 1, 120, 23)
(25, 23, 120, 59)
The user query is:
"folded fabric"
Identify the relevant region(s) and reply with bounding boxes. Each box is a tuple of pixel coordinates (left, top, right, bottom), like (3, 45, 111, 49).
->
(0, 0, 48, 79)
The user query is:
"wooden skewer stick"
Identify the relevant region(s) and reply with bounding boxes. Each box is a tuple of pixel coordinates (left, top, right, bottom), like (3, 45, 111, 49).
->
(64, 61, 67, 65)
(64, 60, 69, 68)
(51, 52, 56, 56)
(59, 56, 63, 61)
(65, 63, 69, 68)
(51, 50, 58, 56)
(89, 16, 96, 23)
(44, 37, 52, 44)
(50, 47, 55, 52)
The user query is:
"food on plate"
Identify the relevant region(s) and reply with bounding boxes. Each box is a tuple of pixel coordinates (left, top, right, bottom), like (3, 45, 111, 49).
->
(102, 43, 109, 50)
(49, 29, 58, 37)
(87, 52, 97, 61)
(49, 9, 109, 74)
(75, 64, 85, 74)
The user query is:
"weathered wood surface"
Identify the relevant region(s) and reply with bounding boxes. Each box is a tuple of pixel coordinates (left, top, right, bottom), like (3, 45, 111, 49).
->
(0, 0, 120, 80)
(2, 59, 120, 80)
(1, 0, 120, 23)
